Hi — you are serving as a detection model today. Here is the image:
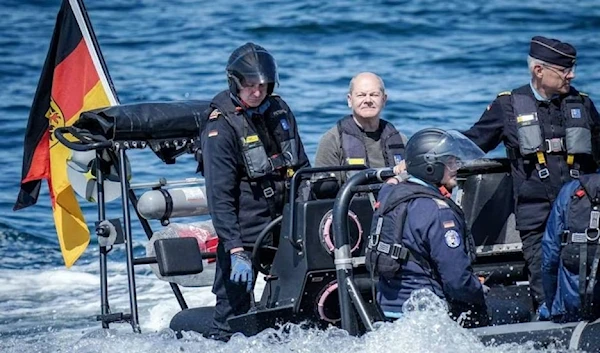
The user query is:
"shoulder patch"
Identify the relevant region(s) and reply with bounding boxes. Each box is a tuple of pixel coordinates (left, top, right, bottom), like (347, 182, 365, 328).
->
(433, 198, 449, 209)
(580, 92, 589, 97)
(273, 109, 287, 117)
(497, 91, 511, 97)
(208, 129, 218, 137)
(444, 230, 461, 248)
(209, 109, 221, 120)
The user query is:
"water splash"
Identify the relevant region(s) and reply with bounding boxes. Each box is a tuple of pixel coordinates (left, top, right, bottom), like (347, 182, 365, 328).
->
(0, 289, 580, 353)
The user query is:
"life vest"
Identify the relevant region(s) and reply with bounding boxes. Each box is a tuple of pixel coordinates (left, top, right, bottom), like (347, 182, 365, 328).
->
(365, 181, 473, 279)
(512, 91, 592, 179)
(561, 174, 600, 319)
(337, 115, 405, 168)
(209, 91, 302, 180)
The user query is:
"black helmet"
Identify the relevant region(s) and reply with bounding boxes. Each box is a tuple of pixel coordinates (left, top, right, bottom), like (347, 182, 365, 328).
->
(405, 128, 485, 185)
(226, 42, 279, 96)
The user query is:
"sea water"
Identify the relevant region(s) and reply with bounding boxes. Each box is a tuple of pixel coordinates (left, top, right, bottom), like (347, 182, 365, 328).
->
(1, 0, 600, 351)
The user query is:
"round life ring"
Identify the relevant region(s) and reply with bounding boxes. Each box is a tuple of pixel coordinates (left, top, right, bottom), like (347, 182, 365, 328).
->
(319, 209, 363, 254)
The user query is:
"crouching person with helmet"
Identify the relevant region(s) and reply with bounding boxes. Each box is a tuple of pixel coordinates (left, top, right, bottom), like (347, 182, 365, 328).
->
(366, 128, 489, 327)
(199, 42, 310, 341)
(542, 174, 600, 323)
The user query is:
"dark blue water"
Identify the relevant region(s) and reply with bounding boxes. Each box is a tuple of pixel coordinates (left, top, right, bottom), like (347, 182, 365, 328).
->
(1, 0, 599, 351)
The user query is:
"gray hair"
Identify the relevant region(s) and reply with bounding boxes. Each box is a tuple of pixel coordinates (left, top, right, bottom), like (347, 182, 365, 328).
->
(527, 55, 548, 74)
(348, 72, 386, 94)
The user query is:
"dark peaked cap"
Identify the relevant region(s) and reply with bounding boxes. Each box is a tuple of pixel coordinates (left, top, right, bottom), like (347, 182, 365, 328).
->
(530, 36, 576, 68)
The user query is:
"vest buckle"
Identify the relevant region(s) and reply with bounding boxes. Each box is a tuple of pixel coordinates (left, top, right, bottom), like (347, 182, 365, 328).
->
(269, 154, 285, 171)
(390, 244, 403, 260)
(263, 186, 275, 198)
(570, 169, 580, 178)
(545, 138, 564, 153)
(538, 167, 550, 179)
(561, 230, 570, 246)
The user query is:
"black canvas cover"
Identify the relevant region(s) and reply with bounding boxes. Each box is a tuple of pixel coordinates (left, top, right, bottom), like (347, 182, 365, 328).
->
(76, 100, 211, 141)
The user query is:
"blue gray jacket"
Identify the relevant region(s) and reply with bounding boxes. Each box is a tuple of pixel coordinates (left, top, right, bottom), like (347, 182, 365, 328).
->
(542, 177, 600, 322)
(375, 179, 485, 317)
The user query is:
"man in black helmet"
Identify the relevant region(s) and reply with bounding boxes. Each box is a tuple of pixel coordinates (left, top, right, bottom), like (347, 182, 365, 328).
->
(367, 128, 488, 327)
(199, 42, 309, 341)
(463, 36, 600, 317)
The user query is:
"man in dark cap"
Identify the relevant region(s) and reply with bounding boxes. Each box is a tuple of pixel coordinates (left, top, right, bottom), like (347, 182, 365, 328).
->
(463, 36, 600, 319)
(199, 42, 310, 341)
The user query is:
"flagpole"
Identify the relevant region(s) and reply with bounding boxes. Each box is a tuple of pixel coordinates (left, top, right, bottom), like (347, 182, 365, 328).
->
(70, 0, 118, 105)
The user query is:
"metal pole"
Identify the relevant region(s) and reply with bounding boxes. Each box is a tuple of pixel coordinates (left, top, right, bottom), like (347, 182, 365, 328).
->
(346, 277, 374, 332)
(332, 171, 370, 335)
(119, 147, 141, 333)
(96, 151, 110, 328)
(332, 168, 393, 335)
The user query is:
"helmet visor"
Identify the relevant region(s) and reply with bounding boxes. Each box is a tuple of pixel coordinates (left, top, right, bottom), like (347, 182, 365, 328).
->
(228, 50, 279, 87)
(425, 130, 485, 171)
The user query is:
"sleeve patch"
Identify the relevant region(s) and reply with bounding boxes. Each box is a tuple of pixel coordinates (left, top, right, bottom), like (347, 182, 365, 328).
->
(443, 220, 455, 228)
(444, 230, 461, 248)
(497, 91, 511, 97)
(208, 129, 218, 137)
(209, 109, 221, 120)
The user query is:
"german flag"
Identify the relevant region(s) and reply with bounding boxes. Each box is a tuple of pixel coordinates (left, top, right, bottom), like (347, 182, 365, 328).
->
(14, 0, 119, 267)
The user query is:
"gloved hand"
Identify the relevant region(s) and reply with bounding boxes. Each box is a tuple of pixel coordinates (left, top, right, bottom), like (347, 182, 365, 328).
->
(230, 251, 253, 293)
(482, 284, 491, 295)
(536, 302, 551, 321)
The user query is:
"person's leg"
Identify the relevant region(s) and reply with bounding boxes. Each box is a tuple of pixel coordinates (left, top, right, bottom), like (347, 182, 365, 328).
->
(207, 242, 251, 341)
(519, 227, 545, 312)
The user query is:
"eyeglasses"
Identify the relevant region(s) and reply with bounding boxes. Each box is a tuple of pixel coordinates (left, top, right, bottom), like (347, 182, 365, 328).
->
(541, 63, 576, 77)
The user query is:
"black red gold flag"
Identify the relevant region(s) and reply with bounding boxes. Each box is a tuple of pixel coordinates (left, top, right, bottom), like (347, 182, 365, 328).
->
(14, 0, 119, 267)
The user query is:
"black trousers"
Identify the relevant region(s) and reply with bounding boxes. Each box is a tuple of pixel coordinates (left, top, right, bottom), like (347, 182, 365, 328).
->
(207, 242, 254, 341)
(520, 227, 545, 310)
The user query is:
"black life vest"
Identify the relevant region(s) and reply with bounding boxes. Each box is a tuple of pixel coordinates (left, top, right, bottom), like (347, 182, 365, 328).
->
(512, 91, 592, 179)
(337, 115, 405, 168)
(366, 181, 473, 279)
(209, 91, 303, 180)
(561, 174, 600, 319)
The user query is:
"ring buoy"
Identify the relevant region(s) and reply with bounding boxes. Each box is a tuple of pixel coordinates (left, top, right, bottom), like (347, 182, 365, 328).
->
(319, 209, 363, 254)
(317, 281, 340, 323)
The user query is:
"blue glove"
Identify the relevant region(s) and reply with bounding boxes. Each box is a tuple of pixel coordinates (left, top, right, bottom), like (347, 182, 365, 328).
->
(537, 302, 551, 321)
(230, 251, 253, 293)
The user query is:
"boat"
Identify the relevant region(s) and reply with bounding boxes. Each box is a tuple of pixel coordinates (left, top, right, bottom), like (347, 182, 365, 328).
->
(54, 100, 600, 351)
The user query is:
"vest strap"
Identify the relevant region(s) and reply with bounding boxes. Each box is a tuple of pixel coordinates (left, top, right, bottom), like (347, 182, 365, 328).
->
(579, 243, 589, 315)
(505, 147, 516, 160)
(258, 179, 282, 219)
(371, 240, 432, 271)
(562, 231, 599, 245)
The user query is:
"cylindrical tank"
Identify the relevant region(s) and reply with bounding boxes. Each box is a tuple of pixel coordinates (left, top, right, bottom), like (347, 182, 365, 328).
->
(137, 186, 209, 220)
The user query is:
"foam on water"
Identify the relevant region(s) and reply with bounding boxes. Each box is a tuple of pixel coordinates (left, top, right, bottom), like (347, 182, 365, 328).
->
(0, 288, 579, 353)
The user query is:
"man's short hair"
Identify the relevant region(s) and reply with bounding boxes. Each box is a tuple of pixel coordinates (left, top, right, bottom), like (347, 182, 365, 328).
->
(348, 73, 386, 94)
